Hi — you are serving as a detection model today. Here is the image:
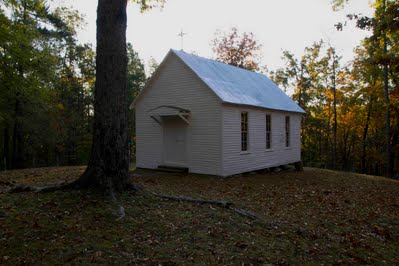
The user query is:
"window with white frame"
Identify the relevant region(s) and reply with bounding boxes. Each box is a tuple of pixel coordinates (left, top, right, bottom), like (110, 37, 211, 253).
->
(285, 116, 290, 147)
(241, 112, 248, 151)
(266, 114, 272, 149)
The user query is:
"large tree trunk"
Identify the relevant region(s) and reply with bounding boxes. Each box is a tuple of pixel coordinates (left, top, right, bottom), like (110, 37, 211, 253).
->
(77, 0, 130, 192)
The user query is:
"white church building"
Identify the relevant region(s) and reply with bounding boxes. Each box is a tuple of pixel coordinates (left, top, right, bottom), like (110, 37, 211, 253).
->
(131, 49, 305, 176)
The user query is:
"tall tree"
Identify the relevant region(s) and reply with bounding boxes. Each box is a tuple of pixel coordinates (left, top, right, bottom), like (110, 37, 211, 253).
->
(271, 42, 325, 165)
(351, 46, 382, 174)
(333, 0, 399, 177)
(147, 57, 159, 77)
(126, 43, 146, 163)
(0, 0, 83, 169)
(75, 0, 163, 192)
(211, 27, 262, 71)
(272, 41, 346, 169)
(324, 45, 341, 169)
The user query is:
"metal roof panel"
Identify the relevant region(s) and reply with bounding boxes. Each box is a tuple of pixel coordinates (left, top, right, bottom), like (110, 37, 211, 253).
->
(172, 49, 305, 113)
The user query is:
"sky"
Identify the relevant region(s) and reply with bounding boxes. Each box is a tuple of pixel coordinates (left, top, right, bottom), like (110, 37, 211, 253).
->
(55, 0, 373, 72)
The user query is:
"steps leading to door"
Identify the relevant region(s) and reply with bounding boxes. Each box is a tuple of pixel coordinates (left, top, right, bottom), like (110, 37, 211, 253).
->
(157, 165, 189, 173)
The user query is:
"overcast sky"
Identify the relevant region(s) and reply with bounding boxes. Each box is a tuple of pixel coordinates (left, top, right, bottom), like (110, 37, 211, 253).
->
(56, 0, 373, 72)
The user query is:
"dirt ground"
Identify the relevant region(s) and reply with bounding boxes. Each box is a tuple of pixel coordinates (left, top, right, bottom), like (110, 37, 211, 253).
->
(0, 166, 398, 264)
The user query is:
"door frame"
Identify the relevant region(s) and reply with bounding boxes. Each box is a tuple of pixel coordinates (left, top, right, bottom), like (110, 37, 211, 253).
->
(162, 117, 188, 167)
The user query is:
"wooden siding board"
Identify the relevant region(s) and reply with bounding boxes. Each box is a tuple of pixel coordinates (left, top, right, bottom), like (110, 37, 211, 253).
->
(222, 105, 302, 176)
(135, 53, 222, 175)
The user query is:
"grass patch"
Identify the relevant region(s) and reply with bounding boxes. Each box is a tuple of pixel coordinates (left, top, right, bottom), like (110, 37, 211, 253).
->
(0, 167, 398, 264)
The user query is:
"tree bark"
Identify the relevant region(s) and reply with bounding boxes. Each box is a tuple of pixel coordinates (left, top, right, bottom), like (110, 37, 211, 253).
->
(383, 62, 393, 178)
(331, 49, 337, 170)
(392, 119, 398, 176)
(361, 98, 372, 174)
(3, 127, 9, 171)
(382, 0, 393, 178)
(77, 0, 130, 192)
(11, 95, 21, 169)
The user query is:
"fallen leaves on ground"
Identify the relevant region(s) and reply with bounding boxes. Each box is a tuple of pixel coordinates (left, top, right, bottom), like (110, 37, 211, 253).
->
(0, 166, 85, 187)
(0, 167, 398, 264)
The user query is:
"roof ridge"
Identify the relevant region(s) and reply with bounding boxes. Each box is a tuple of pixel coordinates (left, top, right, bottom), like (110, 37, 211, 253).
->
(171, 49, 265, 77)
(170, 49, 305, 114)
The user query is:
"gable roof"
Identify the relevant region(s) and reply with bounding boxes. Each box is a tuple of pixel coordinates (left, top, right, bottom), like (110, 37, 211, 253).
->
(171, 49, 305, 113)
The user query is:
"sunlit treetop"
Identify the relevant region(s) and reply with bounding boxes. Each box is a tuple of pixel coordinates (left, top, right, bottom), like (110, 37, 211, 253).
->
(331, 0, 350, 11)
(131, 0, 165, 12)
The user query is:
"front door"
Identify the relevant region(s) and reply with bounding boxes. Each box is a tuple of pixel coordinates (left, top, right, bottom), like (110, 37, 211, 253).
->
(163, 116, 187, 166)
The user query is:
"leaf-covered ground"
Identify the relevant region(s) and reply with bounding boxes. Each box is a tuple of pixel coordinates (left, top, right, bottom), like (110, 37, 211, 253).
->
(0, 167, 398, 264)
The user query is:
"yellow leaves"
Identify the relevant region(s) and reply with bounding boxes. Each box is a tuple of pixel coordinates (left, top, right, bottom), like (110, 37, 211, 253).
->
(56, 103, 64, 111)
(331, 0, 349, 11)
(131, 0, 165, 13)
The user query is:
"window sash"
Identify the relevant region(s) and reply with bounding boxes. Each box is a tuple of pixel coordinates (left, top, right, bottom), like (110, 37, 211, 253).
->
(241, 112, 248, 151)
(266, 114, 271, 149)
(285, 116, 290, 147)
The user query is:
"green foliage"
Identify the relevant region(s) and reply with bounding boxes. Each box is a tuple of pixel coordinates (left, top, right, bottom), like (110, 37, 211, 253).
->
(0, 0, 151, 169)
(127, 43, 146, 101)
(0, 0, 95, 168)
(126, 43, 146, 160)
(147, 57, 159, 77)
(273, 2, 399, 175)
(272, 41, 343, 169)
(269, 0, 399, 176)
(334, 0, 399, 177)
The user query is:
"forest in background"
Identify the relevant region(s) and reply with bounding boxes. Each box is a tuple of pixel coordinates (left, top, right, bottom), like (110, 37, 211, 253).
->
(269, 0, 399, 177)
(0, 0, 398, 177)
(0, 0, 146, 169)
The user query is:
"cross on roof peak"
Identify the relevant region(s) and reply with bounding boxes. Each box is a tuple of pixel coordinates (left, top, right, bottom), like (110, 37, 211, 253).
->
(177, 29, 188, 51)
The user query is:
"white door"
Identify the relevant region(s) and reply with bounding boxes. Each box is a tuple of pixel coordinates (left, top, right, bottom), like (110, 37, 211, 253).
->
(163, 117, 187, 166)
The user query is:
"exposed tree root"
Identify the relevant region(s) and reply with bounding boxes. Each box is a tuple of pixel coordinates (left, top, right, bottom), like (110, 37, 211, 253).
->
(232, 207, 261, 220)
(115, 205, 126, 221)
(153, 193, 233, 208)
(152, 192, 264, 221)
(2, 181, 263, 222)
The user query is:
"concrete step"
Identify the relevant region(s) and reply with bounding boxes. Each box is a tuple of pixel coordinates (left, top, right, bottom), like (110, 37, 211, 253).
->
(157, 165, 188, 173)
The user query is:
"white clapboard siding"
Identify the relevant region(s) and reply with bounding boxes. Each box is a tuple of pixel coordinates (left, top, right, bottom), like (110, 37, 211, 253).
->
(135, 53, 222, 175)
(222, 105, 301, 176)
